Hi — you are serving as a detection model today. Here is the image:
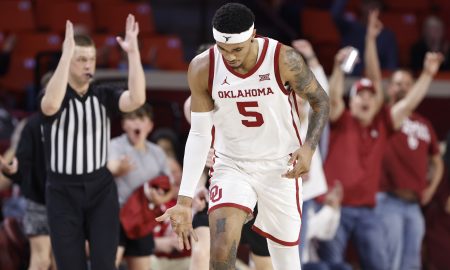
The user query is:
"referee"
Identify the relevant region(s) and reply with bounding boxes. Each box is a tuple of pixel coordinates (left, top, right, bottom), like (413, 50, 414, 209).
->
(40, 15, 145, 270)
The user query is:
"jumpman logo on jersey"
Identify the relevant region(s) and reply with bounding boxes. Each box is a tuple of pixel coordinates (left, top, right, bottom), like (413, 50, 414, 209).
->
(221, 76, 230, 85)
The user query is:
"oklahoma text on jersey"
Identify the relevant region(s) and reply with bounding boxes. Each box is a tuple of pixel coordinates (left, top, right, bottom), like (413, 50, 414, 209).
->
(217, 87, 275, 99)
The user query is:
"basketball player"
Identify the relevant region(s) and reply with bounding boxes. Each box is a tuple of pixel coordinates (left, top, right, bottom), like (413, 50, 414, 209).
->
(157, 3, 329, 269)
(40, 15, 145, 270)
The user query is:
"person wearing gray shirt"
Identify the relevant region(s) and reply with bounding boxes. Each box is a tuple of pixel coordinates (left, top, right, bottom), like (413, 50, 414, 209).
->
(108, 104, 173, 270)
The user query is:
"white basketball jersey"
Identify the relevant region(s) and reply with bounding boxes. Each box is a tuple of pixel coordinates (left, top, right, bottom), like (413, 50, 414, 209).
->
(209, 37, 302, 160)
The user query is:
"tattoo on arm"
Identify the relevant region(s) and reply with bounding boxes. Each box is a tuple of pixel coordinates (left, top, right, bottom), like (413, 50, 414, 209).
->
(284, 48, 330, 150)
(210, 240, 238, 270)
(216, 218, 226, 235)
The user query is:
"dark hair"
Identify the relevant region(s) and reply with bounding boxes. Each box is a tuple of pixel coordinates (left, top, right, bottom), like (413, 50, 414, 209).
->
(122, 103, 154, 121)
(212, 3, 255, 34)
(74, 34, 95, 47)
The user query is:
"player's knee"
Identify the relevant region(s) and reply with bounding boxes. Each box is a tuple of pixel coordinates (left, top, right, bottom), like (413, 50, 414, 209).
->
(210, 238, 238, 260)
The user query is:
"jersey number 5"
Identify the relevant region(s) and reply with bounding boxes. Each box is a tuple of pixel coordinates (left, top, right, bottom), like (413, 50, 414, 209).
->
(236, 101, 264, 127)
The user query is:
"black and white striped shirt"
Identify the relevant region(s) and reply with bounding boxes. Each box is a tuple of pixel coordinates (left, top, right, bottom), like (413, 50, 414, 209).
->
(42, 83, 122, 176)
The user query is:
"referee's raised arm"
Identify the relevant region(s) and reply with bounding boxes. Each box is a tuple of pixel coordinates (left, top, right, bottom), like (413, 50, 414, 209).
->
(116, 14, 146, 113)
(41, 20, 75, 116)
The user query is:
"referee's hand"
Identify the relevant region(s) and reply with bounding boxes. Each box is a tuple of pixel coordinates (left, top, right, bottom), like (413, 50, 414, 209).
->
(156, 196, 198, 250)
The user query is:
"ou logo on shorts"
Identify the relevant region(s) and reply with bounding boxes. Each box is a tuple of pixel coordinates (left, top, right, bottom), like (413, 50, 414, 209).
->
(210, 185, 222, 203)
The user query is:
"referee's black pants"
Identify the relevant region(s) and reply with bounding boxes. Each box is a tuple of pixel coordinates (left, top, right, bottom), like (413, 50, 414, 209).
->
(46, 168, 119, 270)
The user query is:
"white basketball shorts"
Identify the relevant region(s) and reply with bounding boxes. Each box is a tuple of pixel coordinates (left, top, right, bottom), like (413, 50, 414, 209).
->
(208, 153, 303, 246)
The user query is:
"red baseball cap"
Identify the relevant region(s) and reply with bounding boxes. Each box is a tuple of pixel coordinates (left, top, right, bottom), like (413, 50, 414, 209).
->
(350, 78, 376, 96)
(150, 175, 171, 191)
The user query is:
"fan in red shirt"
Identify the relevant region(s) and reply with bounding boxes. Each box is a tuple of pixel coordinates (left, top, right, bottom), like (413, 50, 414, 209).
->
(376, 66, 444, 270)
(367, 11, 444, 270)
(318, 10, 444, 270)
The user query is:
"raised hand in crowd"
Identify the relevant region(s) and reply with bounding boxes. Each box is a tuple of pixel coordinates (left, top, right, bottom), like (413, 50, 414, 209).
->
(423, 52, 444, 77)
(292, 39, 320, 68)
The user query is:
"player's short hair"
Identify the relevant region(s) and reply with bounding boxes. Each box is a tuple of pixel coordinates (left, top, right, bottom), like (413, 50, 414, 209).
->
(123, 103, 154, 121)
(74, 34, 95, 47)
(212, 3, 255, 34)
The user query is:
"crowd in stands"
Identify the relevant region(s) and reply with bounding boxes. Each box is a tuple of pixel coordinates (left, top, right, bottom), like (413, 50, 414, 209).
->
(0, 0, 449, 270)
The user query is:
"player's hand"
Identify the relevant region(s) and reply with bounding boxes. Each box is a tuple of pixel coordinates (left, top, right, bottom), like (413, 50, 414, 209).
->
(423, 52, 444, 77)
(62, 20, 75, 57)
(282, 145, 314, 179)
(155, 196, 198, 250)
(367, 9, 383, 39)
(117, 14, 140, 54)
(0, 156, 18, 175)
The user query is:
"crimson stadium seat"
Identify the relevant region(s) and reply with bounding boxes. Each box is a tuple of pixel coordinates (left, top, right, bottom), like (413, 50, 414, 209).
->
(92, 33, 122, 68)
(140, 35, 188, 71)
(384, 0, 430, 14)
(380, 12, 420, 67)
(0, 1, 35, 32)
(301, 9, 340, 73)
(0, 33, 62, 92)
(301, 8, 340, 44)
(36, 1, 95, 32)
(95, 3, 156, 35)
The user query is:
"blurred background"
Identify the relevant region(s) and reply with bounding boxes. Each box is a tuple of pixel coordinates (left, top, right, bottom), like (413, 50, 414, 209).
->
(0, 0, 449, 269)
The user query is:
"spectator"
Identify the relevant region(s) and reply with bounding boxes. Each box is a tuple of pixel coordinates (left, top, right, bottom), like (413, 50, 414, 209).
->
(0, 105, 59, 270)
(151, 128, 181, 161)
(375, 65, 443, 269)
(303, 183, 351, 270)
(108, 104, 173, 270)
(410, 15, 450, 72)
(291, 38, 328, 257)
(2, 113, 58, 270)
(318, 10, 441, 270)
(331, 0, 398, 75)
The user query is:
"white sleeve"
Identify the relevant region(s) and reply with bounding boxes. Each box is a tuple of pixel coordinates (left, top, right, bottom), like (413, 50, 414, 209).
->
(310, 65, 329, 94)
(177, 111, 213, 198)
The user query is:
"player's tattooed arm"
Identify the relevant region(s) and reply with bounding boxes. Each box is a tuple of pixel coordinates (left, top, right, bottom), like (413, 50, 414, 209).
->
(281, 46, 330, 150)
